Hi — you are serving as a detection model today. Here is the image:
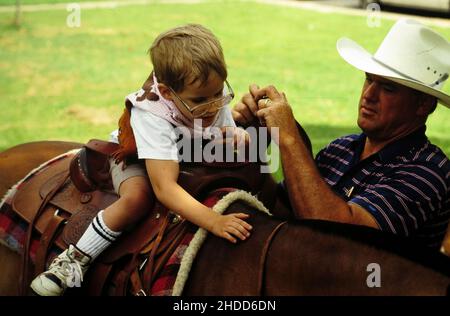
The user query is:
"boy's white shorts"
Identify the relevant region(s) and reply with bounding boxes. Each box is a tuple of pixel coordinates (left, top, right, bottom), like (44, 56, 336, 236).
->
(109, 158, 147, 194)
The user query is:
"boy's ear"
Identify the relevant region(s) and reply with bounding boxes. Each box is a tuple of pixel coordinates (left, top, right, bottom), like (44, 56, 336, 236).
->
(158, 83, 173, 101)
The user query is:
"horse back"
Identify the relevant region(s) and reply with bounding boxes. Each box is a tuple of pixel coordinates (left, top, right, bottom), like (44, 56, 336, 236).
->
(183, 202, 286, 296)
(0, 141, 82, 197)
(265, 220, 450, 295)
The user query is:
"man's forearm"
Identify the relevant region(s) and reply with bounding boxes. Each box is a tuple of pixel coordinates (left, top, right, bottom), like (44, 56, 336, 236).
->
(279, 127, 363, 224)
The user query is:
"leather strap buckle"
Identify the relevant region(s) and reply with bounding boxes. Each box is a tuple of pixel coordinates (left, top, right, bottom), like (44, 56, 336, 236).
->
(135, 289, 147, 296)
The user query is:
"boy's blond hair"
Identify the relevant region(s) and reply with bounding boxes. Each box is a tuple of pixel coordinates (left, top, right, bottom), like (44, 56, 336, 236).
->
(149, 24, 227, 92)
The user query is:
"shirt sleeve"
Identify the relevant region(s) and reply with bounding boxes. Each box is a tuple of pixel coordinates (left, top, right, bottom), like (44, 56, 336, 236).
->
(130, 107, 179, 161)
(348, 164, 447, 236)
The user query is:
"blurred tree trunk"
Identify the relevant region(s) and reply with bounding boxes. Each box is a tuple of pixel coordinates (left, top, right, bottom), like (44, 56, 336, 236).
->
(14, 0, 21, 27)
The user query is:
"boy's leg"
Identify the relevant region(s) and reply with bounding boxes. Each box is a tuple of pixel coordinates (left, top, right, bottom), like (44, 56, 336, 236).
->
(75, 161, 151, 259)
(76, 175, 152, 259)
(30, 161, 151, 296)
(102, 175, 153, 231)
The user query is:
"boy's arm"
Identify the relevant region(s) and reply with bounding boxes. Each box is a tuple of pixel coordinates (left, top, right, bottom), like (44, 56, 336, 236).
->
(145, 159, 252, 243)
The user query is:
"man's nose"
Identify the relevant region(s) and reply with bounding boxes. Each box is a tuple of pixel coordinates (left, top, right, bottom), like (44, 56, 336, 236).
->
(363, 82, 379, 102)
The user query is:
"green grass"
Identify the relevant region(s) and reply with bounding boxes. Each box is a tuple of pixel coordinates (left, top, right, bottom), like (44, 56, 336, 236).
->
(1, 0, 449, 167)
(0, 0, 107, 5)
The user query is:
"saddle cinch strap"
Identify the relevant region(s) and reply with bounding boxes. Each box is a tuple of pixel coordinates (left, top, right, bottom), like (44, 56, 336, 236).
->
(19, 170, 71, 296)
(12, 139, 277, 295)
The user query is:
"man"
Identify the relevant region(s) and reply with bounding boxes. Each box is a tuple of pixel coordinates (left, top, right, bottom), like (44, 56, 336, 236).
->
(233, 19, 450, 250)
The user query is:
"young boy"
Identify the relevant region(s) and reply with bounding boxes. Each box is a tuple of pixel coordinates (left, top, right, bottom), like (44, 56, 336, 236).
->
(30, 24, 252, 296)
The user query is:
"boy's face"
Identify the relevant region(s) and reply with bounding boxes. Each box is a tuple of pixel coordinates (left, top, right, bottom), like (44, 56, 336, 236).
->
(163, 71, 228, 127)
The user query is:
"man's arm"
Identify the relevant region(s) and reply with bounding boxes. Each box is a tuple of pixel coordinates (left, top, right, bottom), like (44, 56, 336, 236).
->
(254, 85, 379, 228)
(278, 124, 378, 227)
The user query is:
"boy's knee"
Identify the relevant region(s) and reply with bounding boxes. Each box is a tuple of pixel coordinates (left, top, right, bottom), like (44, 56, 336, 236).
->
(119, 177, 154, 208)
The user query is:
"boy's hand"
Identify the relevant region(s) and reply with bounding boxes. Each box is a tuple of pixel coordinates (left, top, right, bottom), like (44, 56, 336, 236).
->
(210, 213, 253, 244)
(218, 126, 250, 148)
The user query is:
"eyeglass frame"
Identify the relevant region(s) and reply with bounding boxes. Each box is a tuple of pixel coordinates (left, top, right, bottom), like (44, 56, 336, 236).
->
(168, 80, 234, 118)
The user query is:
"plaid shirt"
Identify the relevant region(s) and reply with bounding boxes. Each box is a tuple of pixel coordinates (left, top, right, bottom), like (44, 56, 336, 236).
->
(315, 126, 450, 248)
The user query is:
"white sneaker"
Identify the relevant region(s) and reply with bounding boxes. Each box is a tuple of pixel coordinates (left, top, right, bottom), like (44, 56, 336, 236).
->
(30, 245, 91, 296)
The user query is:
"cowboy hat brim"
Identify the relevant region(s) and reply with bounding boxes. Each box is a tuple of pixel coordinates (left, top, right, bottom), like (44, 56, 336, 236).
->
(337, 37, 450, 108)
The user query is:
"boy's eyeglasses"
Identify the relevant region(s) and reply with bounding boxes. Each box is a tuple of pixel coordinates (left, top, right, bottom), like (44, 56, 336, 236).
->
(169, 80, 234, 118)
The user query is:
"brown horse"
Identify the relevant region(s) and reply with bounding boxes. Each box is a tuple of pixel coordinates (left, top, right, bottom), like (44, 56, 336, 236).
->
(0, 142, 449, 296)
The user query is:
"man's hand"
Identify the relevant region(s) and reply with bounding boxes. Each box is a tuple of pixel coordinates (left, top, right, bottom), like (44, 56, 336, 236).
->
(232, 84, 266, 127)
(209, 213, 253, 244)
(255, 85, 299, 146)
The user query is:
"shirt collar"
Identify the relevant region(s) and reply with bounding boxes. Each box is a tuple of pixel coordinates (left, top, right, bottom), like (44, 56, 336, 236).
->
(353, 125, 428, 163)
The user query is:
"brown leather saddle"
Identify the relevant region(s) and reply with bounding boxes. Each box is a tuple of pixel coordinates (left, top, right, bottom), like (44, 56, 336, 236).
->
(11, 139, 277, 296)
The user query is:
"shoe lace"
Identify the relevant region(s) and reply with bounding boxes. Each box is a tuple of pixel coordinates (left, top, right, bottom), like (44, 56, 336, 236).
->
(49, 255, 84, 287)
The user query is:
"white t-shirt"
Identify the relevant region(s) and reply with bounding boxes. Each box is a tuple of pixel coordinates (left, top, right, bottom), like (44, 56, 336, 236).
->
(110, 106, 236, 161)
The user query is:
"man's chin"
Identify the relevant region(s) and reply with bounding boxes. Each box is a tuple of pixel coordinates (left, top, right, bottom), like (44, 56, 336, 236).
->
(358, 123, 383, 140)
(357, 119, 374, 135)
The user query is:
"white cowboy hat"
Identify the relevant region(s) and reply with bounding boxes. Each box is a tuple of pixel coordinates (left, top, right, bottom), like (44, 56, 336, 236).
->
(337, 19, 450, 108)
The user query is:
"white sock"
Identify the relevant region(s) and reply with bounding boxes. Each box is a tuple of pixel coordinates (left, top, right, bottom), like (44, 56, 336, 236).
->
(75, 210, 122, 261)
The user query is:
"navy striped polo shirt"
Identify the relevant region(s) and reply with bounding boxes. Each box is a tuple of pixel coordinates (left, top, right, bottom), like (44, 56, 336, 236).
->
(315, 126, 450, 249)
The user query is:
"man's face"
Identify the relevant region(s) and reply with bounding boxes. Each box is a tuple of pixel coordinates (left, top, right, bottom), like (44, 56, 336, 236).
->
(357, 73, 424, 141)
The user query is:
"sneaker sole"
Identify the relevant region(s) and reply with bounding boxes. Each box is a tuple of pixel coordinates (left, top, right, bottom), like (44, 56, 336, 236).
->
(30, 277, 62, 296)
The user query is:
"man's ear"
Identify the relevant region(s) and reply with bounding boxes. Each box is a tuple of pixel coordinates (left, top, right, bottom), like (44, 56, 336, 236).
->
(416, 94, 437, 116)
(158, 83, 173, 101)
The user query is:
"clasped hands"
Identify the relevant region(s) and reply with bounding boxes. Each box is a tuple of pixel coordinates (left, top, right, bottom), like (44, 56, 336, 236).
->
(232, 84, 298, 146)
